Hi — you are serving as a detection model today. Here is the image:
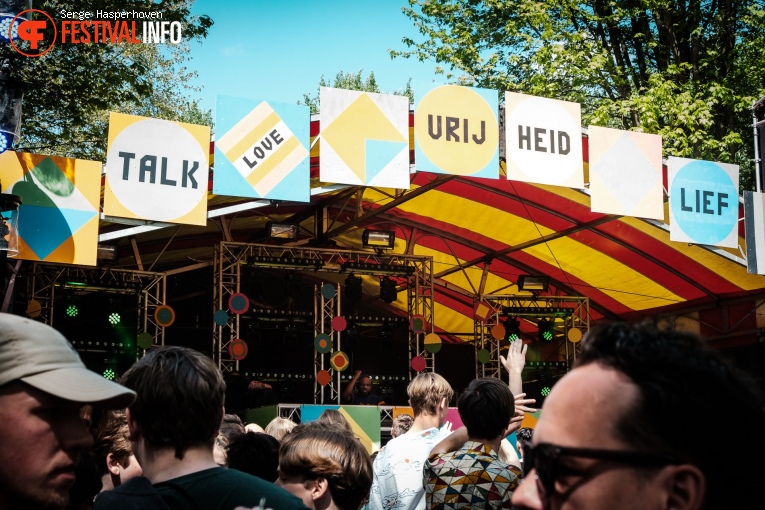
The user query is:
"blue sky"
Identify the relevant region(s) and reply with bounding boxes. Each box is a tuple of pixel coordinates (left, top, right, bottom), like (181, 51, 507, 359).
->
(187, 0, 445, 117)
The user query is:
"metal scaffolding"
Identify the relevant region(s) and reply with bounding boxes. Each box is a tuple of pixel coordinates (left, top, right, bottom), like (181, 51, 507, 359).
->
(314, 283, 341, 404)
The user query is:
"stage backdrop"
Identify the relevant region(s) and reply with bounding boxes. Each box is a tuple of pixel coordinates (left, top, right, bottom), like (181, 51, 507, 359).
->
(301, 404, 381, 454)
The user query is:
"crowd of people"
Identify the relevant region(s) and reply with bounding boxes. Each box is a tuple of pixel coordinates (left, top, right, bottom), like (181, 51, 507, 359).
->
(1, 311, 764, 510)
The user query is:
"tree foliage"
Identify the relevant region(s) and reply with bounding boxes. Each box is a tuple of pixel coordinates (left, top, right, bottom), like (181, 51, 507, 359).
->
(0, 0, 213, 161)
(300, 69, 414, 113)
(395, 0, 765, 188)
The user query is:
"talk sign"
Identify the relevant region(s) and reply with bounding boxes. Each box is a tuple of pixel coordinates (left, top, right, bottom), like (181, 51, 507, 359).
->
(668, 157, 739, 248)
(103, 112, 210, 226)
(414, 82, 499, 179)
(504, 92, 583, 188)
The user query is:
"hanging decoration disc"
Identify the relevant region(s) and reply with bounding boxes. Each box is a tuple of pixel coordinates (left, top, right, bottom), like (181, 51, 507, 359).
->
(137, 332, 153, 350)
(228, 339, 248, 360)
(410, 314, 425, 333)
(412, 356, 427, 372)
(331, 316, 347, 331)
(491, 324, 506, 340)
(477, 348, 491, 364)
(321, 284, 337, 300)
(26, 299, 42, 318)
(423, 333, 442, 353)
(314, 333, 332, 354)
(228, 293, 249, 314)
(330, 351, 350, 372)
(567, 328, 583, 343)
(317, 370, 331, 386)
(155, 305, 175, 327)
(213, 309, 229, 326)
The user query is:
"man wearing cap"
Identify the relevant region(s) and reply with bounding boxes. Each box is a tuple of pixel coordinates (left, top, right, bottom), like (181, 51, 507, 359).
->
(0, 312, 135, 510)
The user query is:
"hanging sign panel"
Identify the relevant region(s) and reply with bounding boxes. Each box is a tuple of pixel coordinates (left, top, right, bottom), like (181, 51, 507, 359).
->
(103, 112, 210, 226)
(0, 151, 100, 265)
(744, 191, 765, 274)
(320, 87, 410, 189)
(505, 92, 583, 188)
(588, 126, 663, 219)
(668, 157, 739, 248)
(414, 82, 499, 179)
(214, 96, 310, 202)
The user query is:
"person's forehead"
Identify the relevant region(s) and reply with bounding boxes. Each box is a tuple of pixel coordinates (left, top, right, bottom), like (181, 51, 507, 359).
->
(534, 363, 639, 449)
(0, 380, 81, 409)
(360, 377, 372, 383)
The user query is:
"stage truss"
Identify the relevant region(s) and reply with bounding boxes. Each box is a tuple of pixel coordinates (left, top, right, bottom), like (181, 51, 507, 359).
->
(474, 295, 590, 379)
(213, 242, 434, 402)
(26, 262, 167, 347)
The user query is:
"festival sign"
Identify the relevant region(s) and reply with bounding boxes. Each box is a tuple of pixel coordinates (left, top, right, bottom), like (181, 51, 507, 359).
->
(214, 96, 310, 202)
(668, 157, 739, 248)
(744, 191, 765, 274)
(103, 112, 210, 225)
(414, 82, 499, 179)
(505, 92, 583, 188)
(0, 151, 101, 265)
(588, 126, 663, 219)
(320, 87, 409, 188)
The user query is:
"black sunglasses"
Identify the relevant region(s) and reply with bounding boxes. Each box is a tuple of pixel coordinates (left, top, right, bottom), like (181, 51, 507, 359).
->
(522, 441, 681, 496)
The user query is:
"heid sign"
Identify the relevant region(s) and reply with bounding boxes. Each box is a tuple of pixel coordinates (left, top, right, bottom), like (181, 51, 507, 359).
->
(414, 83, 499, 179)
(668, 157, 739, 248)
(103, 112, 210, 225)
(505, 92, 583, 188)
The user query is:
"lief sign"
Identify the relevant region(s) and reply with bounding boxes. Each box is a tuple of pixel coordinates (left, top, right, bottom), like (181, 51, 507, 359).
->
(103, 112, 210, 225)
(668, 157, 739, 248)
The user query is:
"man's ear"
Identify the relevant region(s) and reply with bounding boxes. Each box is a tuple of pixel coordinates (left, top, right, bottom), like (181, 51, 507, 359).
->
(659, 464, 705, 510)
(310, 477, 330, 501)
(125, 407, 139, 441)
(106, 452, 121, 475)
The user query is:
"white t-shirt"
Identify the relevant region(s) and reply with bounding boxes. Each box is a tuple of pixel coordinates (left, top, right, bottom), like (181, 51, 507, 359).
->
(368, 426, 451, 510)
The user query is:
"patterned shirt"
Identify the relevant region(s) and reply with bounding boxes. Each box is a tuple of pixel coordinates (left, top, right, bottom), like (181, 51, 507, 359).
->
(368, 426, 452, 510)
(423, 441, 521, 509)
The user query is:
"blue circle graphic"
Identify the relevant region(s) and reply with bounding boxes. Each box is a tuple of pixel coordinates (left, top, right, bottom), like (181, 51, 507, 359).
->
(670, 160, 737, 245)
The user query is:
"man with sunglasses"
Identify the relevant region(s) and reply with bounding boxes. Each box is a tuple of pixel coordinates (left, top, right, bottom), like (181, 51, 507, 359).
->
(512, 321, 765, 510)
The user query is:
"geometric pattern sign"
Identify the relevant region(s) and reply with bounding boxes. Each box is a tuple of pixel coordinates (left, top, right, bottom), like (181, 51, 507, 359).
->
(505, 92, 583, 188)
(320, 87, 410, 189)
(668, 156, 739, 248)
(300, 404, 381, 454)
(588, 126, 663, 220)
(0, 151, 101, 265)
(103, 112, 210, 226)
(415, 82, 499, 179)
(214, 96, 310, 202)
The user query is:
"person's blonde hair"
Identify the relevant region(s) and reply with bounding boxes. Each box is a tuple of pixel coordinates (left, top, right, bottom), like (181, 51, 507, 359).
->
(407, 372, 453, 417)
(264, 417, 296, 441)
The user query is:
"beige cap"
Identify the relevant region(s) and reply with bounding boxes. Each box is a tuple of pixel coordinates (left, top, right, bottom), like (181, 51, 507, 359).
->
(0, 313, 135, 408)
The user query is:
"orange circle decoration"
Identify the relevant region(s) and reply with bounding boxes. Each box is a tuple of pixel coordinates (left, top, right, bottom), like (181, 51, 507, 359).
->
(491, 324, 506, 340)
(314, 333, 332, 354)
(26, 299, 42, 318)
(228, 293, 249, 314)
(567, 328, 583, 343)
(411, 314, 426, 333)
(317, 370, 331, 386)
(228, 339, 248, 360)
(331, 316, 347, 332)
(423, 333, 442, 353)
(154, 305, 175, 327)
(330, 351, 350, 372)
(412, 356, 427, 372)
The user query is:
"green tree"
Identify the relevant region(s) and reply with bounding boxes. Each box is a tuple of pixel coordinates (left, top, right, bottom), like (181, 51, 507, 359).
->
(0, 0, 213, 161)
(300, 69, 414, 113)
(394, 0, 765, 188)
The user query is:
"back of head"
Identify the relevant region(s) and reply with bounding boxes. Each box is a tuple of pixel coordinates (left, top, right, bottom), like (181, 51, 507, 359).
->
(279, 422, 372, 510)
(458, 377, 514, 441)
(120, 346, 225, 460)
(407, 372, 454, 417)
(219, 413, 245, 443)
(578, 321, 765, 508)
(227, 432, 280, 482)
(91, 410, 132, 476)
(390, 413, 413, 438)
(265, 417, 297, 441)
(317, 409, 354, 434)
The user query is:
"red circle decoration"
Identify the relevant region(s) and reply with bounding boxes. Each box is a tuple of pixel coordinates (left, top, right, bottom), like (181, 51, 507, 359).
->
(317, 370, 331, 386)
(228, 293, 249, 314)
(412, 356, 427, 372)
(331, 316, 347, 332)
(154, 305, 175, 327)
(228, 339, 248, 360)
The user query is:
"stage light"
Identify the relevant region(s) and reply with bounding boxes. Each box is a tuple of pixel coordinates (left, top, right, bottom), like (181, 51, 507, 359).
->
(108, 312, 121, 325)
(518, 275, 549, 292)
(267, 222, 298, 241)
(103, 368, 116, 380)
(504, 317, 521, 342)
(362, 229, 395, 250)
(66, 304, 78, 318)
(379, 276, 397, 304)
(541, 386, 551, 397)
(345, 273, 363, 301)
(538, 318, 554, 342)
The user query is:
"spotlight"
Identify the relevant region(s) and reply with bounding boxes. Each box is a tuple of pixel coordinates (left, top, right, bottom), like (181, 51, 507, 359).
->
(345, 273, 363, 301)
(362, 229, 395, 250)
(103, 368, 116, 381)
(108, 312, 121, 325)
(518, 275, 549, 292)
(66, 304, 78, 318)
(379, 277, 397, 304)
(538, 318, 554, 342)
(504, 317, 521, 342)
(267, 222, 298, 241)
